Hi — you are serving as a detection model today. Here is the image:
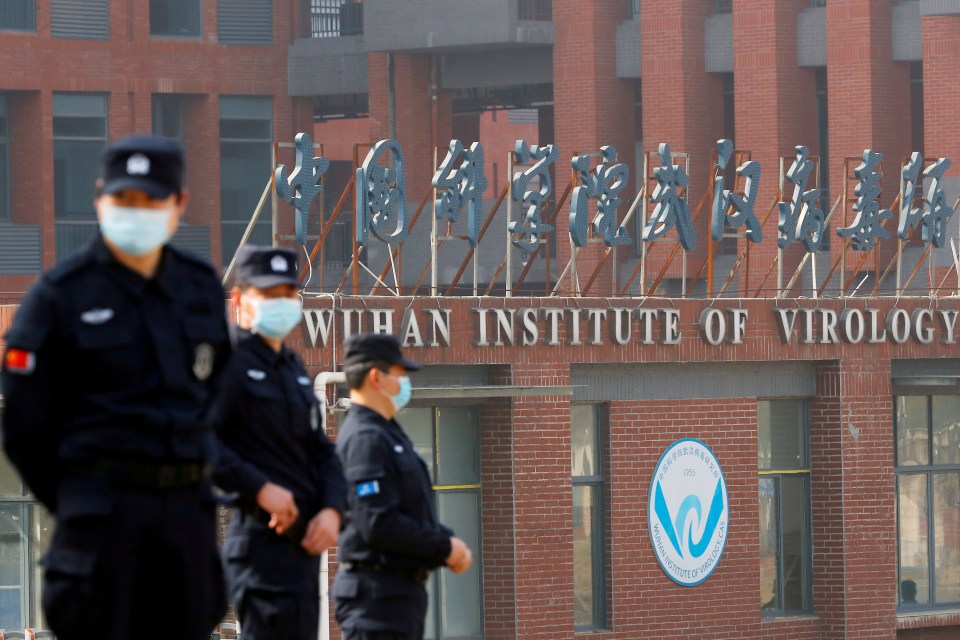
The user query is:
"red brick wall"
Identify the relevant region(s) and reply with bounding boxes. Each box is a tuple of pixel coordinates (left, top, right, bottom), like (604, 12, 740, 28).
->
(921, 15, 960, 168)
(826, 0, 911, 271)
(552, 0, 637, 295)
(734, 0, 819, 295)
(640, 0, 724, 282)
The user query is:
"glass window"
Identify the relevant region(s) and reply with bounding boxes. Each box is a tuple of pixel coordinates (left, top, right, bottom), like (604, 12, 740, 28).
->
(572, 403, 606, 630)
(895, 394, 960, 609)
(150, 0, 201, 37)
(53, 93, 107, 260)
(152, 94, 185, 143)
(0, 412, 53, 630)
(758, 399, 812, 615)
(399, 406, 483, 640)
(219, 96, 273, 267)
(0, 94, 8, 220)
(0, 0, 35, 31)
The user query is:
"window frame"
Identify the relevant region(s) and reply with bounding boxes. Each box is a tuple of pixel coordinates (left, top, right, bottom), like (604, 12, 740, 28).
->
(0, 0, 36, 32)
(0, 94, 9, 221)
(399, 405, 484, 640)
(0, 407, 52, 629)
(571, 402, 608, 632)
(894, 394, 960, 611)
(149, 0, 202, 38)
(758, 398, 813, 618)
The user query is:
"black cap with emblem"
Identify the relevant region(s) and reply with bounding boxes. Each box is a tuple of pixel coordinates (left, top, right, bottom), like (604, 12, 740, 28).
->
(343, 333, 421, 371)
(101, 134, 185, 199)
(235, 245, 300, 289)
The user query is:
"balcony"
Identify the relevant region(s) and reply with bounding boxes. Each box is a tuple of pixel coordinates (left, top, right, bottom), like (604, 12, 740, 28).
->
(362, 0, 553, 52)
(305, 0, 363, 38)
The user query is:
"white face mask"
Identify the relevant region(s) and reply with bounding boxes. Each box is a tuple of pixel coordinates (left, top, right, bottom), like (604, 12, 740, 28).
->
(99, 204, 173, 256)
(249, 296, 303, 339)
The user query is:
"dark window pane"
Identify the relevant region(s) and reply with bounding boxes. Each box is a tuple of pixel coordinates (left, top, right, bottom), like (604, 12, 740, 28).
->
(897, 396, 930, 466)
(572, 404, 599, 477)
(0, 504, 24, 630)
(438, 492, 482, 637)
(781, 476, 810, 611)
(53, 117, 108, 139)
(0, 139, 8, 220)
(437, 407, 479, 486)
(759, 476, 779, 610)
(898, 473, 929, 606)
(52, 93, 107, 117)
(932, 396, 960, 466)
(150, 0, 201, 37)
(219, 141, 273, 220)
(0, 0, 35, 31)
(152, 95, 184, 141)
(54, 140, 104, 220)
(400, 408, 435, 484)
(933, 472, 960, 604)
(220, 119, 273, 140)
(573, 484, 601, 628)
(758, 400, 807, 471)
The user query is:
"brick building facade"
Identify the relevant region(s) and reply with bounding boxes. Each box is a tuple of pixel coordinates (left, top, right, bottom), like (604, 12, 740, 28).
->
(2, 1, 960, 639)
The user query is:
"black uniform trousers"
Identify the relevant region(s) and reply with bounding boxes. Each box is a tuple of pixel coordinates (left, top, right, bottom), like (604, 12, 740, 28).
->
(333, 569, 427, 640)
(221, 514, 321, 640)
(40, 475, 225, 640)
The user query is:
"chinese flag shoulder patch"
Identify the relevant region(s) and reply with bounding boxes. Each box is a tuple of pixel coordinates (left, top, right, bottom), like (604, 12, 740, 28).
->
(4, 348, 36, 374)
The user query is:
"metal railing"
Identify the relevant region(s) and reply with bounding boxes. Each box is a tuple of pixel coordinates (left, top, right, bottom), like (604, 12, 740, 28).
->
(518, 0, 551, 21)
(307, 0, 363, 38)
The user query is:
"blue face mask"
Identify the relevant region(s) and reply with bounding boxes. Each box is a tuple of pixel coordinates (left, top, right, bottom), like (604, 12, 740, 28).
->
(99, 204, 172, 256)
(389, 376, 412, 412)
(251, 297, 303, 339)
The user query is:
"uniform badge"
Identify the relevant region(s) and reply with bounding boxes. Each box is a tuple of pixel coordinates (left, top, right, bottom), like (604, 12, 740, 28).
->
(270, 255, 289, 272)
(192, 343, 214, 381)
(297, 375, 311, 386)
(80, 308, 115, 325)
(4, 348, 36, 375)
(246, 369, 266, 381)
(126, 153, 151, 176)
(357, 480, 380, 498)
(394, 445, 404, 453)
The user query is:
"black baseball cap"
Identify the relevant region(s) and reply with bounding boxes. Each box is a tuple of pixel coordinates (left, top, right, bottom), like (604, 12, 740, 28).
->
(235, 245, 300, 289)
(343, 333, 421, 371)
(101, 134, 184, 199)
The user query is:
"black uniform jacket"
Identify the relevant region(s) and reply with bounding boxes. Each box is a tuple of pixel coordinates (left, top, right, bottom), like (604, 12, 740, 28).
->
(336, 404, 453, 571)
(0, 236, 232, 510)
(213, 330, 346, 520)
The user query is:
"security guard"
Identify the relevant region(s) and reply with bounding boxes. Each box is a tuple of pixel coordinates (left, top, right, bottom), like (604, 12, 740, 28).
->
(214, 245, 346, 640)
(0, 134, 230, 640)
(332, 333, 473, 640)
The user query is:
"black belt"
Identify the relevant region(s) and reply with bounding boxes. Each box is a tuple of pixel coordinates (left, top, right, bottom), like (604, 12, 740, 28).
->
(68, 459, 209, 490)
(341, 561, 431, 586)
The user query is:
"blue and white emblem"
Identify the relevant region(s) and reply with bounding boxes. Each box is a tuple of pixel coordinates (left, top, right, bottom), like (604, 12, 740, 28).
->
(648, 438, 729, 586)
(356, 480, 380, 498)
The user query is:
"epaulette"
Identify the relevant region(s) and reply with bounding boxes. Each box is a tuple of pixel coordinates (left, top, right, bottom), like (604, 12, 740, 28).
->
(44, 247, 96, 284)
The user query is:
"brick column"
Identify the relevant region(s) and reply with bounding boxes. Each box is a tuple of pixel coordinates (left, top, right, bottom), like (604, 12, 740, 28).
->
(640, 0, 724, 285)
(552, 0, 636, 295)
(811, 358, 896, 640)
(183, 95, 222, 265)
(479, 382, 517, 640)
(366, 52, 448, 197)
(510, 363, 573, 639)
(826, 1, 911, 275)
(10, 90, 55, 268)
(922, 15, 960, 163)
(733, 0, 818, 296)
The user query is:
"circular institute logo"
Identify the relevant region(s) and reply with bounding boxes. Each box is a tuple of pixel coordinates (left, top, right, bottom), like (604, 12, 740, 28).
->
(648, 438, 729, 586)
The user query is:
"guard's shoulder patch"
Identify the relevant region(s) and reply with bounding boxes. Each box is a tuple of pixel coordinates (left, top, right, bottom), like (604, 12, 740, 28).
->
(356, 480, 380, 498)
(4, 348, 36, 375)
